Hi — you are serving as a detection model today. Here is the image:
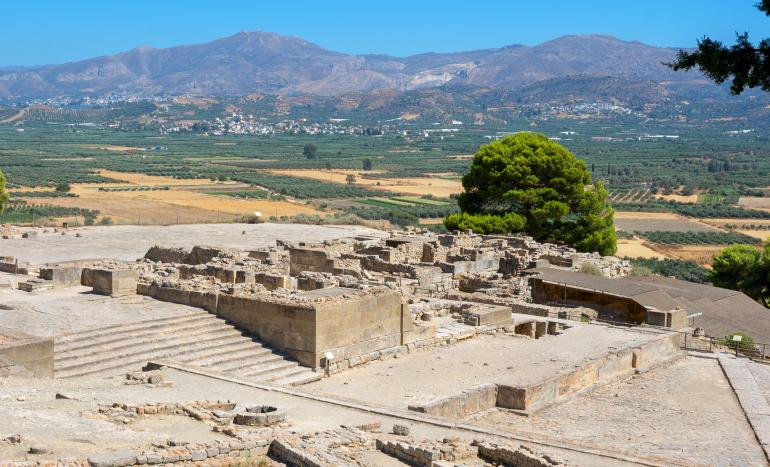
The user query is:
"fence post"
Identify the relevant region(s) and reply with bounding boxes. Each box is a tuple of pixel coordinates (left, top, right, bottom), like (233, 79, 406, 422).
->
(709, 338, 713, 352)
(684, 332, 687, 349)
(763, 344, 766, 360)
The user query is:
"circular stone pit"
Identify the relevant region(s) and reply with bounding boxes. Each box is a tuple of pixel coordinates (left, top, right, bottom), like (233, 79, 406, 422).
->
(233, 405, 287, 427)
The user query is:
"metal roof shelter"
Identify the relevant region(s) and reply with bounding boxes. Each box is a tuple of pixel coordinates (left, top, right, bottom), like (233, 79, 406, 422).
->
(527, 267, 770, 342)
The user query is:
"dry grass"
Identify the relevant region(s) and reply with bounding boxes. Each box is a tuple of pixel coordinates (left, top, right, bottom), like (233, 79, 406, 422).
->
(614, 211, 682, 220)
(657, 193, 700, 203)
(616, 238, 666, 259)
(94, 170, 222, 187)
(654, 245, 725, 267)
(737, 230, 770, 241)
(269, 169, 463, 197)
(36, 170, 323, 224)
(419, 218, 445, 225)
(739, 197, 770, 210)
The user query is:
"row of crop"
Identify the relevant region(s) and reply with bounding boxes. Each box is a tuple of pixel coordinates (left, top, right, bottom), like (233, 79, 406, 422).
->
(627, 258, 710, 284)
(343, 203, 459, 227)
(614, 200, 770, 219)
(635, 230, 760, 245)
(0, 201, 99, 224)
(205, 190, 269, 199)
(229, 173, 390, 199)
(97, 186, 171, 192)
(10, 191, 78, 198)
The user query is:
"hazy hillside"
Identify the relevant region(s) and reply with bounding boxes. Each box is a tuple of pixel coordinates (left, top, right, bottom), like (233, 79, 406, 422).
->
(0, 32, 699, 98)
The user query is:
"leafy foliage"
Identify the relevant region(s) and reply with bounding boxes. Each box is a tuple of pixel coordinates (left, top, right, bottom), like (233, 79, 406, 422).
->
(627, 257, 710, 284)
(0, 170, 9, 212)
(450, 133, 616, 254)
(711, 243, 770, 306)
(718, 332, 756, 350)
(669, 1, 770, 94)
(303, 143, 318, 160)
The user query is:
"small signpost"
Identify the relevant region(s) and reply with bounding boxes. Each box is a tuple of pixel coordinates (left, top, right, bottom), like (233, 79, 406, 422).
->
(733, 334, 743, 356)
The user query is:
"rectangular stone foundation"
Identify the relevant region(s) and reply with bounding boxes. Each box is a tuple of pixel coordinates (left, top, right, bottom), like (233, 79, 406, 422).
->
(408, 332, 681, 417)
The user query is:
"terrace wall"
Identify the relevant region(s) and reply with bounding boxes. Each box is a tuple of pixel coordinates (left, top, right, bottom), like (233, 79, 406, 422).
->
(0, 336, 54, 378)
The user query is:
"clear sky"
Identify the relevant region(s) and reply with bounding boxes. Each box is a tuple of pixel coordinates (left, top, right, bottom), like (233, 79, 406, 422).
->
(3, 0, 770, 67)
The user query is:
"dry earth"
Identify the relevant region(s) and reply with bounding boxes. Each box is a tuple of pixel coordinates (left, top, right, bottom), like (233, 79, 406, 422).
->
(615, 238, 666, 259)
(468, 356, 765, 466)
(0, 223, 385, 263)
(305, 325, 658, 410)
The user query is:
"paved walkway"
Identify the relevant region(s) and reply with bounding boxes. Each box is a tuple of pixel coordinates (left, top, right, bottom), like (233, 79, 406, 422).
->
(719, 354, 770, 461)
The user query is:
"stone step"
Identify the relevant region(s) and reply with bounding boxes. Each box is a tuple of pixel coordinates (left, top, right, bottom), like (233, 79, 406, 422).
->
(259, 365, 313, 383)
(55, 312, 215, 347)
(55, 319, 240, 359)
(171, 339, 264, 364)
(187, 348, 279, 371)
(52, 310, 318, 386)
(231, 359, 298, 379)
(271, 370, 323, 387)
(54, 328, 244, 376)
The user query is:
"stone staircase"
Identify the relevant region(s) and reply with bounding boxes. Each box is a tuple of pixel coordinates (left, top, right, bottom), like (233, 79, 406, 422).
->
(54, 311, 321, 386)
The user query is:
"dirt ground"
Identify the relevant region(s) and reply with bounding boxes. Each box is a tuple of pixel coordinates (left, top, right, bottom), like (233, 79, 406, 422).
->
(656, 193, 700, 203)
(738, 229, 770, 241)
(0, 283, 199, 337)
(654, 244, 724, 266)
(614, 211, 682, 220)
(29, 170, 324, 223)
(268, 169, 462, 197)
(468, 356, 766, 466)
(0, 223, 385, 264)
(615, 238, 666, 259)
(739, 196, 770, 210)
(614, 216, 717, 232)
(305, 325, 659, 410)
(0, 368, 627, 466)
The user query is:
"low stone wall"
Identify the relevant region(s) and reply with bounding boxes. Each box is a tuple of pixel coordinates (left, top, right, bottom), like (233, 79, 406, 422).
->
(497, 332, 680, 413)
(408, 384, 498, 418)
(375, 439, 444, 467)
(142, 284, 219, 313)
(88, 269, 138, 297)
(407, 332, 680, 417)
(144, 245, 189, 263)
(462, 305, 511, 326)
(0, 256, 29, 275)
(39, 266, 82, 287)
(475, 441, 567, 466)
(269, 438, 327, 467)
(0, 336, 54, 377)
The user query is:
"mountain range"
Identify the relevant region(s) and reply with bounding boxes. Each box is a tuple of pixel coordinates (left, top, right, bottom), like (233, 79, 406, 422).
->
(0, 32, 705, 99)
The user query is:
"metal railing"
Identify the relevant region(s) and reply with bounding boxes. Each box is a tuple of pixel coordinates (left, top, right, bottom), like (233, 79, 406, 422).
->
(680, 331, 770, 361)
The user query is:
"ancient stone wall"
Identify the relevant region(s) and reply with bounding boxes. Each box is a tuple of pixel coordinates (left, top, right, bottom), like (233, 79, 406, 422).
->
(0, 336, 54, 377)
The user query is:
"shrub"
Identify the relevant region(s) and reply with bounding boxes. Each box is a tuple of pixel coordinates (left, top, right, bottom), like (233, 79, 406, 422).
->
(718, 332, 755, 351)
(579, 263, 604, 276)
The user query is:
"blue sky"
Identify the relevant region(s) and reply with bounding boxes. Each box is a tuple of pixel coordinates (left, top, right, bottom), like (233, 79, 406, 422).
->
(3, 0, 770, 66)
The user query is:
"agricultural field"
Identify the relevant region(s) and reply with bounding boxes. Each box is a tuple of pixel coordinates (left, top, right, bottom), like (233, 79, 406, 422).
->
(739, 197, 770, 211)
(634, 230, 760, 246)
(615, 237, 666, 259)
(2, 107, 770, 263)
(614, 213, 716, 232)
